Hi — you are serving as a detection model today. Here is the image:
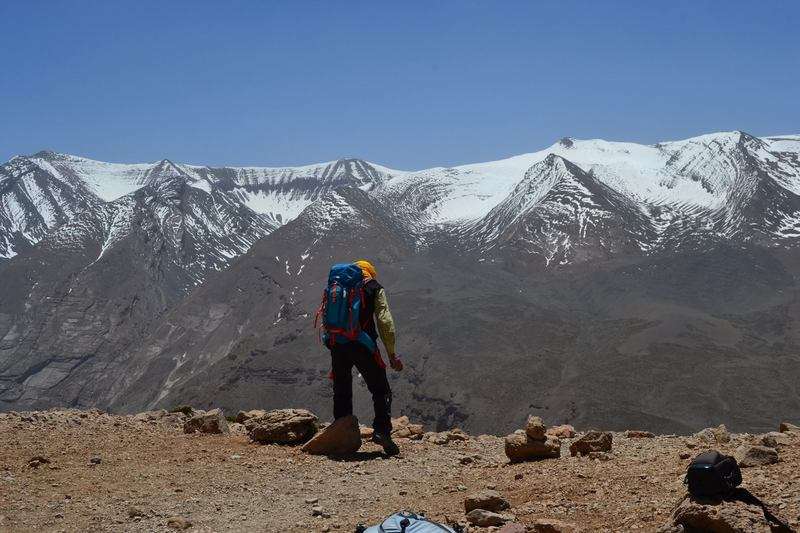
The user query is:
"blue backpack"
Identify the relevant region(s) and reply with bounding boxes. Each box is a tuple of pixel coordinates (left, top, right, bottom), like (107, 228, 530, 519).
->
(315, 263, 378, 354)
(356, 511, 459, 533)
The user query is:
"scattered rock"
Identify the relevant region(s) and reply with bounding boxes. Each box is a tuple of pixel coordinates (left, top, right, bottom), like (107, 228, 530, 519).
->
(393, 424, 424, 439)
(166, 516, 192, 529)
(304, 497, 319, 505)
(570, 431, 613, 456)
(505, 431, 560, 462)
(466, 509, 508, 527)
(464, 489, 510, 513)
(301, 415, 361, 456)
(359, 426, 374, 439)
(734, 445, 778, 467)
(694, 424, 730, 444)
(626, 430, 655, 439)
(183, 408, 229, 435)
(666, 494, 785, 532)
(245, 409, 318, 444)
(546, 424, 576, 439)
(391, 416, 425, 439)
(235, 409, 266, 424)
(779, 421, 799, 434)
(89, 456, 101, 465)
(425, 429, 469, 445)
(531, 518, 580, 532)
(679, 452, 692, 460)
(525, 416, 547, 440)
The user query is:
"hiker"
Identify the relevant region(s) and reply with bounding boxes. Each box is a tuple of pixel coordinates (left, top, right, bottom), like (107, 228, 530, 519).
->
(316, 260, 403, 455)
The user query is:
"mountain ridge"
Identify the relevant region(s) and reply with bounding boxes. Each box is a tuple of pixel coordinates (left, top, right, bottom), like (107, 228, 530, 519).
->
(3, 130, 800, 435)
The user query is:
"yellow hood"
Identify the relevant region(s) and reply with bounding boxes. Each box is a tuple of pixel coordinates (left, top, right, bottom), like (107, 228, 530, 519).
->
(355, 259, 377, 280)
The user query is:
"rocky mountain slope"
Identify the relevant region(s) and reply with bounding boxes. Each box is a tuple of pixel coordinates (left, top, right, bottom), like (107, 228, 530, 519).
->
(0, 407, 798, 532)
(2, 131, 800, 435)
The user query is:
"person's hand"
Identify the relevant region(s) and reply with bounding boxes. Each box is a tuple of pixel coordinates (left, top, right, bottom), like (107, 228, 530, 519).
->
(388, 354, 403, 371)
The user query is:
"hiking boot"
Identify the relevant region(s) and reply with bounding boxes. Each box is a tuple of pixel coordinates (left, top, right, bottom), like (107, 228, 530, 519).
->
(372, 432, 400, 456)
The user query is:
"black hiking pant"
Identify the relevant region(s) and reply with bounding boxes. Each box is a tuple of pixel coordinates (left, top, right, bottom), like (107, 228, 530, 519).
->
(330, 343, 392, 435)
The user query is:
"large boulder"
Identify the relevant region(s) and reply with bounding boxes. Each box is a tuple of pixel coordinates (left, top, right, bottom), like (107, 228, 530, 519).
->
(464, 489, 510, 513)
(505, 431, 560, 462)
(183, 408, 229, 435)
(569, 431, 612, 456)
(664, 494, 785, 532)
(245, 409, 318, 444)
(301, 415, 361, 455)
(734, 445, 778, 468)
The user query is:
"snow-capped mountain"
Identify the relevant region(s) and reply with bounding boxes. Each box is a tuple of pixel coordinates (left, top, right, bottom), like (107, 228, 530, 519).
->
(5, 130, 800, 265)
(465, 155, 655, 266)
(3, 130, 800, 434)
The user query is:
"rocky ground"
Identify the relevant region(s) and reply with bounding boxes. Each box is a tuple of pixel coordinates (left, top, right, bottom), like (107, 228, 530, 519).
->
(0, 408, 798, 532)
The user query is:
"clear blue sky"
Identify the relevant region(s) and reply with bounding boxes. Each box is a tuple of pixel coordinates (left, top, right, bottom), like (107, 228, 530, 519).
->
(1, 1, 798, 170)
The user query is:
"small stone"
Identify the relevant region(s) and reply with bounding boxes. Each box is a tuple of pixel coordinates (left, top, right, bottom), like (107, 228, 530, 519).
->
(459, 456, 474, 465)
(546, 424, 576, 439)
(128, 507, 146, 518)
(27, 456, 50, 468)
(778, 421, 799, 434)
(588, 451, 613, 461)
(301, 415, 361, 456)
(760, 431, 791, 448)
(89, 457, 102, 465)
(498, 523, 527, 533)
(305, 497, 319, 505)
(734, 445, 778, 467)
(183, 408, 229, 435)
(464, 489, 510, 513)
(466, 509, 508, 527)
(311, 506, 325, 516)
(679, 452, 691, 460)
(626, 430, 655, 439)
(245, 409, 318, 444)
(514, 473, 524, 480)
(525, 416, 547, 440)
(570, 431, 613, 456)
(531, 518, 579, 532)
(694, 424, 730, 444)
(166, 516, 192, 530)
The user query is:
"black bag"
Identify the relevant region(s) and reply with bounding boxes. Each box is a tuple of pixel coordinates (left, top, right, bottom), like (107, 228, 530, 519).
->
(684, 450, 742, 498)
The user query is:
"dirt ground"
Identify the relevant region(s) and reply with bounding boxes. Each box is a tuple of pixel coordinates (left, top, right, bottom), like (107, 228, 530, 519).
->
(0, 409, 798, 532)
